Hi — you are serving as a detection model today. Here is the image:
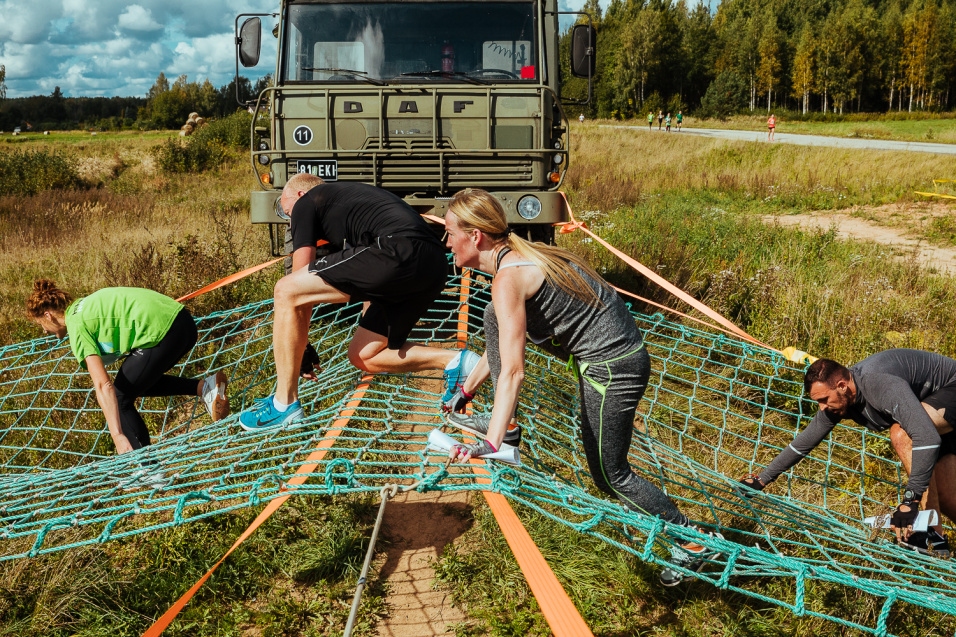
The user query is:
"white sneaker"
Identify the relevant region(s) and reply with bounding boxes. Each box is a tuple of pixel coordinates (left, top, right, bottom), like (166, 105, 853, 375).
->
(201, 371, 230, 421)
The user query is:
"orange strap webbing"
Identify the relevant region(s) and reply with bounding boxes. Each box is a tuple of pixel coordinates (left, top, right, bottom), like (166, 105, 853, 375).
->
(142, 377, 372, 637)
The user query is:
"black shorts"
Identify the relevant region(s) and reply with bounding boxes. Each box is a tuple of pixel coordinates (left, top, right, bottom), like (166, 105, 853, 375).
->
(308, 235, 447, 349)
(923, 385, 956, 458)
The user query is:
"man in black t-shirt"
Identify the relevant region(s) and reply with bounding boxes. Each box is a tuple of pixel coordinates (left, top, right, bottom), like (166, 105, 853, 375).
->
(239, 174, 481, 432)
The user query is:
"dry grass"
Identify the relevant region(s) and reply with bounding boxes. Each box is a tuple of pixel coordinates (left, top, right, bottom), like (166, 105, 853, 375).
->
(568, 121, 956, 212)
(0, 133, 276, 345)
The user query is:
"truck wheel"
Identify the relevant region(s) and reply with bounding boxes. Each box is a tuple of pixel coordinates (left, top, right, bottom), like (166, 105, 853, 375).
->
(283, 225, 294, 275)
(520, 225, 555, 245)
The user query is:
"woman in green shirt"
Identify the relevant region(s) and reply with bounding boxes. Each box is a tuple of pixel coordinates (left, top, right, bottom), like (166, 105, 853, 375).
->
(26, 280, 229, 454)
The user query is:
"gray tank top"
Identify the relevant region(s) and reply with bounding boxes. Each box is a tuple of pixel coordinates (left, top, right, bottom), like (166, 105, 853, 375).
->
(496, 249, 643, 362)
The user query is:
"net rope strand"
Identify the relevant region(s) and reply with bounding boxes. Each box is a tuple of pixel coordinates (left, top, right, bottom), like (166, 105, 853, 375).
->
(1, 246, 954, 635)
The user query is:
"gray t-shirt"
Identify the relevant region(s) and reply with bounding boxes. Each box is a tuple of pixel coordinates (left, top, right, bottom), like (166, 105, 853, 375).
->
(759, 349, 956, 497)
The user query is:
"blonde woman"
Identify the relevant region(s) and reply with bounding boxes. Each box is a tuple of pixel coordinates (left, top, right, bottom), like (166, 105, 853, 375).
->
(26, 280, 229, 456)
(442, 188, 715, 586)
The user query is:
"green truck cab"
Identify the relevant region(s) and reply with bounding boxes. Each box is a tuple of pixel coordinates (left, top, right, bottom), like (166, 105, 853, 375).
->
(235, 0, 595, 253)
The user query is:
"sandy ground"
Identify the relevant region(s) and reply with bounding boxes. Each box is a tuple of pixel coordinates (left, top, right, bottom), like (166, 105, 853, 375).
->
(763, 202, 956, 275)
(375, 489, 473, 637)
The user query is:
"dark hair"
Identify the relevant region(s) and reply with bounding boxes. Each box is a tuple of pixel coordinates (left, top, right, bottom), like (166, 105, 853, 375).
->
(25, 279, 72, 318)
(804, 358, 850, 394)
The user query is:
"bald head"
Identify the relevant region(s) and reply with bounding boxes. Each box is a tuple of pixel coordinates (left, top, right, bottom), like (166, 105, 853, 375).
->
(279, 173, 324, 219)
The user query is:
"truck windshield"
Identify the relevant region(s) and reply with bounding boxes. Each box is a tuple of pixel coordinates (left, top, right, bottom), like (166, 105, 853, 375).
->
(282, 2, 538, 83)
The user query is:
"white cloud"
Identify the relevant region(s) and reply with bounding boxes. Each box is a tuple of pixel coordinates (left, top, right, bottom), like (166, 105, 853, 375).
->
(118, 5, 163, 32)
(0, 0, 281, 97)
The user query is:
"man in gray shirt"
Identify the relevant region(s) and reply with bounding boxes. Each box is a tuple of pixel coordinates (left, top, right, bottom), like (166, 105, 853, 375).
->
(740, 349, 956, 557)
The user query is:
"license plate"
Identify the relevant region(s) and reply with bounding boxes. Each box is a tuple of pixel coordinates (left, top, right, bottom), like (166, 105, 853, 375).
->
(296, 159, 338, 180)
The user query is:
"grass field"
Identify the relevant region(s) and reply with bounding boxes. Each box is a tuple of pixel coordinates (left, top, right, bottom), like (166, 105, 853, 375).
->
(683, 112, 956, 144)
(3, 122, 956, 635)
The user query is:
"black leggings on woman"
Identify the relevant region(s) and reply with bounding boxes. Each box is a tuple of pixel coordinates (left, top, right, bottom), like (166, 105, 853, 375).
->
(112, 308, 198, 449)
(484, 307, 687, 525)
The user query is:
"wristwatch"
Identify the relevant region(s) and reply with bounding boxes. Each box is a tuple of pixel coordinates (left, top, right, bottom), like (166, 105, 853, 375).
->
(902, 489, 917, 504)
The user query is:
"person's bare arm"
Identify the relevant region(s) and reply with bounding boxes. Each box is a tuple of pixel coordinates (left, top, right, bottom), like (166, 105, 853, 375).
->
(86, 355, 133, 454)
(291, 245, 316, 272)
(451, 273, 526, 460)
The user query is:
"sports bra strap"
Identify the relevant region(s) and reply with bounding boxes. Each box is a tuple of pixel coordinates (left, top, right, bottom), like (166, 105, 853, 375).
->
(498, 260, 535, 271)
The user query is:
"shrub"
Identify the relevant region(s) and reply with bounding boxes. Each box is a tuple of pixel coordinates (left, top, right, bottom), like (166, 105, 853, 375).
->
(0, 150, 83, 196)
(152, 136, 226, 173)
(192, 110, 253, 149)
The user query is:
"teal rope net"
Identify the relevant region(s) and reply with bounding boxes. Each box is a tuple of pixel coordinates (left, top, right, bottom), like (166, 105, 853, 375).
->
(0, 270, 953, 636)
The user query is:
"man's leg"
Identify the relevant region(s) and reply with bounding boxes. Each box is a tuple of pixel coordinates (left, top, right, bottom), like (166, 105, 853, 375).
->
(890, 402, 952, 533)
(272, 267, 351, 404)
(348, 327, 457, 374)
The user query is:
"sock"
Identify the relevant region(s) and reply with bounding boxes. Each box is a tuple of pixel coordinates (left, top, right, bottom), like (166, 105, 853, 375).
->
(273, 396, 291, 412)
(444, 352, 462, 371)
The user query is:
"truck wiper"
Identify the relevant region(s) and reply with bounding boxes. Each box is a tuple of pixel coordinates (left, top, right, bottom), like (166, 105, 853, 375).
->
(399, 70, 487, 85)
(301, 67, 385, 86)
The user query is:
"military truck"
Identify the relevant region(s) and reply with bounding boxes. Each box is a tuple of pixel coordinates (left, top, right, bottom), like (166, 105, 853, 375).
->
(235, 0, 595, 254)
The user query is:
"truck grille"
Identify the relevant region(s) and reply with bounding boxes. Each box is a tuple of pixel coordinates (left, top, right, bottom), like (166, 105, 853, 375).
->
(329, 153, 539, 189)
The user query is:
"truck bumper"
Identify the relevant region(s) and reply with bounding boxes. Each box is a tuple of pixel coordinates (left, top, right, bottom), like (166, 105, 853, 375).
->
(251, 189, 568, 226)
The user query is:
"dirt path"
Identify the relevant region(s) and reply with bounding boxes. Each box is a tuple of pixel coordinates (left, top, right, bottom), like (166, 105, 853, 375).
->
(375, 489, 472, 637)
(762, 202, 956, 275)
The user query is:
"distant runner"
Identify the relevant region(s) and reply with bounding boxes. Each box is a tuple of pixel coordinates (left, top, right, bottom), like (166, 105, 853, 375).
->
(657, 110, 664, 131)
(767, 113, 776, 141)
(665, 112, 672, 132)
(739, 350, 956, 557)
(676, 111, 683, 131)
(648, 112, 653, 131)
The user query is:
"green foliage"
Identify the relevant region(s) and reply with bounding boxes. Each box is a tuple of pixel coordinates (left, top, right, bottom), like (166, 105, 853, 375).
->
(0, 149, 82, 195)
(698, 71, 749, 120)
(152, 136, 226, 174)
(192, 111, 253, 150)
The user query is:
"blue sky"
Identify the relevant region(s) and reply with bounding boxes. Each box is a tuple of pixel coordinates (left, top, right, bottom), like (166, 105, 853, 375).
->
(0, 0, 598, 98)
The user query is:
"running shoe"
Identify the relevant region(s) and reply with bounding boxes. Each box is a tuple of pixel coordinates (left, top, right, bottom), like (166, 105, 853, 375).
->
(442, 350, 480, 403)
(898, 529, 952, 558)
(447, 412, 522, 446)
(659, 531, 723, 586)
(201, 371, 230, 421)
(239, 395, 304, 431)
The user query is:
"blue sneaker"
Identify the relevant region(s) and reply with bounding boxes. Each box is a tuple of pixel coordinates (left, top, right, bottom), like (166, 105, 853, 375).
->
(239, 395, 304, 431)
(442, 349, 480, 402)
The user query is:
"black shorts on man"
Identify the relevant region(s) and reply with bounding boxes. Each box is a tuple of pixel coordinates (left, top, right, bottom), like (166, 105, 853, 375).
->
(290, 182, 447, 350)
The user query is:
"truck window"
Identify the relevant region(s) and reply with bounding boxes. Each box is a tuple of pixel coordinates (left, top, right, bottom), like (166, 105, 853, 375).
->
(282, 2, 538, 82)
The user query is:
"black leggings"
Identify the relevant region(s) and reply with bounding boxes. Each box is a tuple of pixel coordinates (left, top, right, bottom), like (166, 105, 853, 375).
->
(575, 348, 687, 525)
(484, 308, 687, 525)
(112, 308, 198, 449)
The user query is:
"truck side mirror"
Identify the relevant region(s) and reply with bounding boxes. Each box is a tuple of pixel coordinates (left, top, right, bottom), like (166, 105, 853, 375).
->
(238, 17, 262, 68)
(570, 24, 596, 79)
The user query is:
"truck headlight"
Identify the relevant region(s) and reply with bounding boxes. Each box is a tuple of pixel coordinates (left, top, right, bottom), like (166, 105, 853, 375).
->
(258, 140, 271, 166)
(517, 196, 541, 220)
(275, 195, 289, 221)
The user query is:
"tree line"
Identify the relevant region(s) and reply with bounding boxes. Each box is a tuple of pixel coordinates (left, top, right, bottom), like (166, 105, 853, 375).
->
(561, 0, 956, 118)
(0, 73, 270, 132)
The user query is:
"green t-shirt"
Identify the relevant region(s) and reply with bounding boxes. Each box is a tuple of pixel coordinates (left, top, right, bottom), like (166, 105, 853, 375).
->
(676, 113, 683, 122)
(65, 288, 184, 367)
